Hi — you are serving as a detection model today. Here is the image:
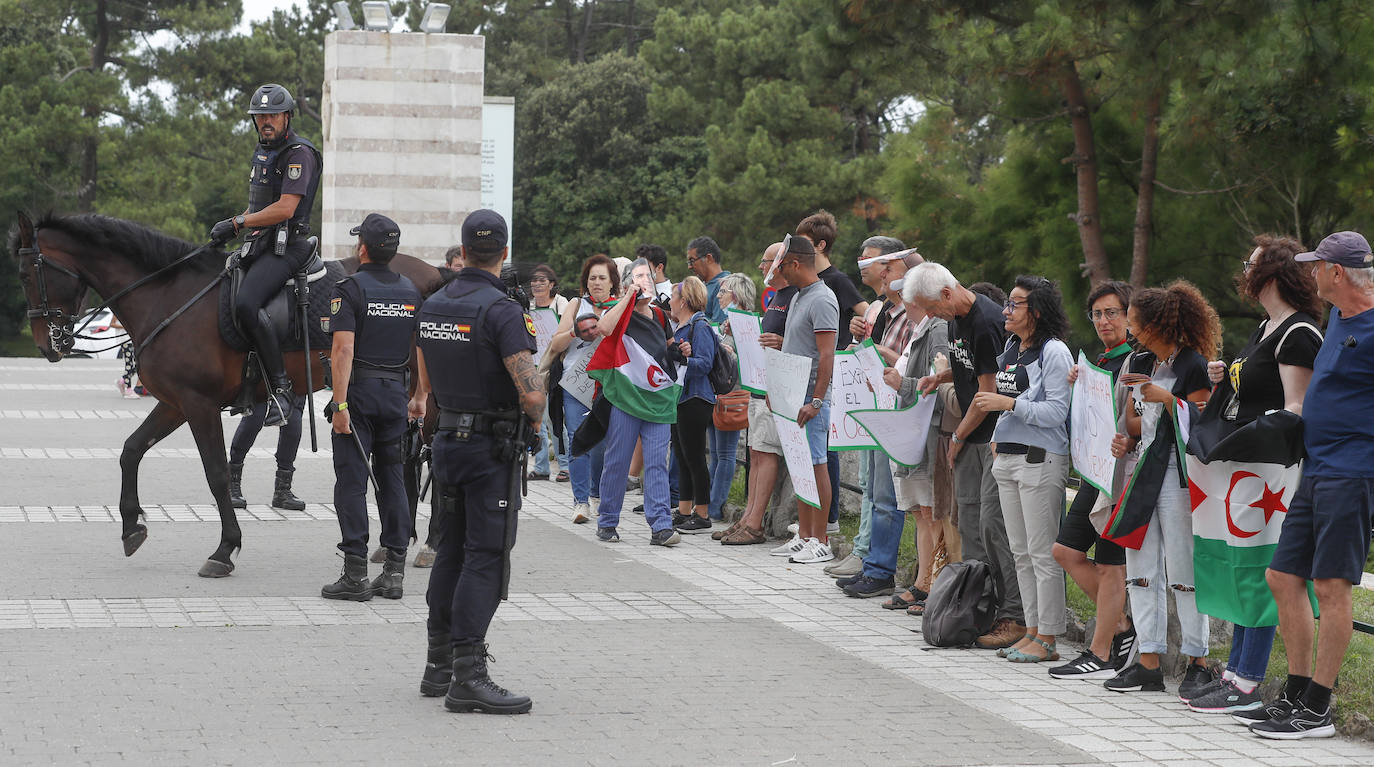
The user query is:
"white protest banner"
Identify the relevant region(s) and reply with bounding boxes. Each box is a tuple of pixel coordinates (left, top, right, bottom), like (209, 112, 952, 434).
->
(850, 393, 938, 467)
(773, 412, 820, 508)
(1070, 350, 1118, 494)
(558, 338, 602, 408)
(531, 307, 560, 361)
(851, 339, 898, 409)
(828, 349, 877, 450)
(765, 347, 812, 418)
(728, 308, 767, 394)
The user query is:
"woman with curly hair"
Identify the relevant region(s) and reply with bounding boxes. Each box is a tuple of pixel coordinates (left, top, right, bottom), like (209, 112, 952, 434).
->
(1104, 279, 1219, 694)
(971, 276, 1074, 663)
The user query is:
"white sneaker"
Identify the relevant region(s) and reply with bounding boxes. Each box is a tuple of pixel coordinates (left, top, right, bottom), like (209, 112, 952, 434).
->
(826, 521, 840, 535)
(572, 502, 592, 524)
(789, 538, 835, 564)
(787, 522, 799, 535)
(769, 534, 806, 557)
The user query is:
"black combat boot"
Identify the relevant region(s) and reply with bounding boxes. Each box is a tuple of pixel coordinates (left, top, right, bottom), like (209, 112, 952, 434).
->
(369, 548, 405, 599)
(228, 462, 247, 509)
(270, 468, 306, 511)
(444, 643, 532, 714)
(320, 553, 372, 601)
(420, 633, 452, 697)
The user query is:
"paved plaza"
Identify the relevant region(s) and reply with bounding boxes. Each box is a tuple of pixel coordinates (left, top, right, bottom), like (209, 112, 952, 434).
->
(3, 358, 1374, 766)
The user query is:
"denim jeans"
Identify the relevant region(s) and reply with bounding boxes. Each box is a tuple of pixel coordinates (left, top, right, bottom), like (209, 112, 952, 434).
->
(1227, 624, 1276, 681)
(597, 406, 672, 533)
(532, 419, 566, 477)
(708, 425, 740, 520)
(1125, 456, 1209, 657)
(860, 449, 902, 580)
(563, 396, 604, 504)
(854, 452, 873, 559)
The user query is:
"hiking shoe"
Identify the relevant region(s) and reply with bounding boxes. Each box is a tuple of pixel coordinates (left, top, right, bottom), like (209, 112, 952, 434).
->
(842, 575, 895, 598)
(1178, 664, 1219, 702)
(1188, 681, 1263, 714)
(650, 529, 680, 547)
(769, 534, 806, 557)
(1104, 662, 1165, 693)
(572, 502, 592, 524)
(835, 571, 865, 590)
(674, 515, 712, 534)
(1249, 701, 1335, 740)
(712, 520, 741, 541)
(1232, 693, 1296, 726)
(1109, 623, 1137, 669)
(826, 521, 840, 535)
(1048, 650, 1117, 681)
(824, 552, 863, 578)
(720, 525, 766, 545)
(788, 538, 834, 564)
(596, 527, 619, 543)
(976, 619, 1028, 650)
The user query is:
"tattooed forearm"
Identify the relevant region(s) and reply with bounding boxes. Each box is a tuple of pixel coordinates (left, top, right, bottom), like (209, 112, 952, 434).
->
(503, 351, 546, 423)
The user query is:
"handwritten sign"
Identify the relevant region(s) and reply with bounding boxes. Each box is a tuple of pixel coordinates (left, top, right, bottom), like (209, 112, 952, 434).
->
(851, 393, 938, 467)
(773, 412, 821, 508)
(852, 339, 897, 409)
(559, 338, 602, 408)
(1070, 351, 1118, 494)
(828, 350, 877, 450)
(531, 307, 560, 361)
(765, 347, 813, 419)
(728, 308, 767, 394)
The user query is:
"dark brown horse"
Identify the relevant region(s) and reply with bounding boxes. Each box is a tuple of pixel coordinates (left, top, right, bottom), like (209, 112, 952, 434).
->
(8, 211, 444, 577)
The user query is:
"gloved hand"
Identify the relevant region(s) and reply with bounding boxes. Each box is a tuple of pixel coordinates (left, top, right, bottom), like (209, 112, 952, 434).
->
(210, 218, 238, 245)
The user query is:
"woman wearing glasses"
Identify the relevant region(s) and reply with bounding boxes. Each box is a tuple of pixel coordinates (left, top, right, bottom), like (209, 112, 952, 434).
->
(971, 276, 1074, 663)
(528, 264, 570, 481)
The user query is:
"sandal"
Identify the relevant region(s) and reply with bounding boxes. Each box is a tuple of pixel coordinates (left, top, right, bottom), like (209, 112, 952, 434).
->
(905, 600, 926, 617)
(996, 635, 1031, 657)
(712, 520, 742, 541)
(1006, 637, 1059, 663)
(720, 525, 766, 545)
(882, 590, 924, 610)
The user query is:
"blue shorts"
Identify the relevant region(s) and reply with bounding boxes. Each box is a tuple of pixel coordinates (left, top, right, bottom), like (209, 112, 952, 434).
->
(804, 401, 830, 465)
(1269, 474, 1374, 585)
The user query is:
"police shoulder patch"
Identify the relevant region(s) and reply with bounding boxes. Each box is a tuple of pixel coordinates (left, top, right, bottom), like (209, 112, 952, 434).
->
(287, 163, 302, 180)
(524, 313, 537, 337)
(330, 297, 341, 315)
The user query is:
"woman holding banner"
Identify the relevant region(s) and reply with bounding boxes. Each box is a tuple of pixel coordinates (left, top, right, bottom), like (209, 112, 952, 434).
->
(970, 276, 1074, 664)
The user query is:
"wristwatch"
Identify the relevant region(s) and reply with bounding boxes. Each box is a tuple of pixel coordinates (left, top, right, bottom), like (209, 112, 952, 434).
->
(233, 215, 246, 230)
(327, 401, 348, 414)
(810, 397, 824, 410)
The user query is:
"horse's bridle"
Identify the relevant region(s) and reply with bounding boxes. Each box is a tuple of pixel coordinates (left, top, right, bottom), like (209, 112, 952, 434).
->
(18, 243, 84, 354)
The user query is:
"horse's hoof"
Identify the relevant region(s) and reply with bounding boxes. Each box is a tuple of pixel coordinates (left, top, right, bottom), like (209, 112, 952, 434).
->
(197, 559, 235, 578)
(122, 526, 148, 557)
(369, 547, 387, 564)
(413, 546, 436, 569)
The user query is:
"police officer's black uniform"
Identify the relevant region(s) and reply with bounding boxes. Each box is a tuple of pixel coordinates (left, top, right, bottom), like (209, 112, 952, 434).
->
(417, 210, 536, 715)
(320, 214, 421, 601)
(211, 83, 322, 427)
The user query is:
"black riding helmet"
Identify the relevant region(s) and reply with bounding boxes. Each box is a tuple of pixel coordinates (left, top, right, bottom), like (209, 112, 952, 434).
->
(248, 83, 295, 146)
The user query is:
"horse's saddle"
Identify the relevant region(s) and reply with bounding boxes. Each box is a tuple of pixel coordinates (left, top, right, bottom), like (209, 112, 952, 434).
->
(217, 236, 343, 354)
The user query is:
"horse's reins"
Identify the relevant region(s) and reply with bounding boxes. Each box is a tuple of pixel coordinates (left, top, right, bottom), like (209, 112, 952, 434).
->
(20, 239, 226, 358)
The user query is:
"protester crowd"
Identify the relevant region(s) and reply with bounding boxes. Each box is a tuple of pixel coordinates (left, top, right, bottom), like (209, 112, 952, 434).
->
(523, 212, 1372, 743)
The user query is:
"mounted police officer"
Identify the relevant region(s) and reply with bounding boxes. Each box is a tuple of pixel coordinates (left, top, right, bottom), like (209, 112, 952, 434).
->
(320, 214, 421, 601)
(210, 83, 322, 427)
(411, 210, 543, 715)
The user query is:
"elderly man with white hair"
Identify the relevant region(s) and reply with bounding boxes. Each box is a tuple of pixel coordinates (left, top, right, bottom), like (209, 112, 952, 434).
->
(909, 262, 1027, 649)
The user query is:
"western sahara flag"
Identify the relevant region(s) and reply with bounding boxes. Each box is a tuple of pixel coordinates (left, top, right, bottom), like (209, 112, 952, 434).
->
(1103, 398, 1188, 550)
(586, 304, 682, 424)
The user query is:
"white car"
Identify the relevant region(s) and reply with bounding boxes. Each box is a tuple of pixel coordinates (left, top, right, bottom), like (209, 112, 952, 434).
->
(68, 308, 129, 359)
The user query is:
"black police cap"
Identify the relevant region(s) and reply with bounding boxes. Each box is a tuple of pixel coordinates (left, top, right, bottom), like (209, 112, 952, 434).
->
(462, 209, 508, 252)
(350, 213, 401, 251)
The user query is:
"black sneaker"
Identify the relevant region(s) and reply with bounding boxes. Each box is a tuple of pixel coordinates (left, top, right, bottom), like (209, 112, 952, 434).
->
(632, 504, 645, 514)
(1232, 693, 1296, 726)
(650, 528, 680, 547)
(596, 527, 619, 543)
(674, 515, 713, 534)
(1048, 650, 1116, 680)
(671, 511, 689, 526)
(1104, 662, 1165, 693)
(842, 575, 895, 598)
(1188, 680, 1263, 714)
(1249, 701, 1335, 740)
(1109, 624, 1137, 669)
(834, 572, 865, 590)
(1178, 664, 1218, 702)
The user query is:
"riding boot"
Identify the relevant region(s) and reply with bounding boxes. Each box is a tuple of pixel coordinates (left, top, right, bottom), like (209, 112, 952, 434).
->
(420, 633, 452, 697)
(270, 468, 306, 511)
(369, 548, 405, 599)
(249, 309, 294, 428)
(228, 462, 247, 509)
(320, 553, 372, 601)
(444, 643, 532, 714)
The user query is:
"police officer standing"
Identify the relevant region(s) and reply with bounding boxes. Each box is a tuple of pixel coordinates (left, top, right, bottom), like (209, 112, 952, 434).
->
(210, 83, 321, 427)
(412, 210, 542, 715)
(320, 214, 421, 601)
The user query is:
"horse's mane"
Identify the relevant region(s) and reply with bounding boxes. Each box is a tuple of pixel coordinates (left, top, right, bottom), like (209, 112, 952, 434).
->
(30, 213, 224, 274)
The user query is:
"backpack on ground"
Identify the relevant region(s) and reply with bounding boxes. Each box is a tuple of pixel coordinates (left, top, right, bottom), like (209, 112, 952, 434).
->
(693, 318, 739, 395)
(921, 560, 997, 648)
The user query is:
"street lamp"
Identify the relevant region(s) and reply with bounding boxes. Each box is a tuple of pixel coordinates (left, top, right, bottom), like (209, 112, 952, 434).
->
(332, 2, 355, 30)
(360, 1, 393, 32)
(419, 3, 451, 33)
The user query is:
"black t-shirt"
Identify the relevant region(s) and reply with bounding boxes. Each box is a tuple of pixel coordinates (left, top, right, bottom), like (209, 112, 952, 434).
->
(1094, 342, 1133, 382)
(1129, 346, 1212, 417)
(760, 286, 798, 336)
(818, 265, 865, 348)
(996, 339, 1043, 397)
(949, 293, 1007, 444)
(1222, 313, 1322, 421)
